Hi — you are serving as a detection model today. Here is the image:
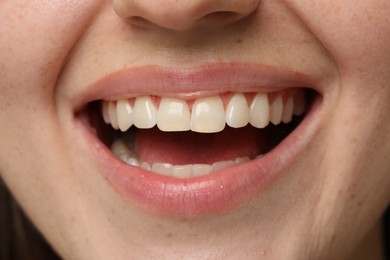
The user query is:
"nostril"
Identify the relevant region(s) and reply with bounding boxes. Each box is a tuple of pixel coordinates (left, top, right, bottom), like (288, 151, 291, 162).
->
(128, 11, 244, 30)
(129, 16, 154, 28)
(200, 11, 243, 25)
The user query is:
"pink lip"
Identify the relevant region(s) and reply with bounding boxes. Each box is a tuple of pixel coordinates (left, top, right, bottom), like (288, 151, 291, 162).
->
(74, 62, 322, 109)
(76, 63, 322, 217)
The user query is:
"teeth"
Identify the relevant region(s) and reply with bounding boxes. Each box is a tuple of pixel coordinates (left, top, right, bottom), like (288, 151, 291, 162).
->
(249, 93, 270, 128)
(293, 91, 306, 116)
(157, 98, 191, 131)
(108, 101, 119, 130)
(269, 95, 284, 125)
(102, 90, 306, 133)
(101, 101, 111, 124)
(191, 96, 226, 133)
(111, 140, 250, 179)
(133, 96, 157, 129)
(282, 96, 294, 124)
(117, 99, 133, 132)
(171, 165, 193, 179)
(226, 93, 250, 128)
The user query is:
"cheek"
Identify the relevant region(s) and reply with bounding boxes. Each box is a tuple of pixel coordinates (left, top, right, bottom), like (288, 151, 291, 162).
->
(285, 0, 390, 81)
(0, 1, 101, 108)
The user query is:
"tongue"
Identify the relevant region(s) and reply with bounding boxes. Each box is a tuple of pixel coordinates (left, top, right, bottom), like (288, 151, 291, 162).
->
(135, 126, 264, 165)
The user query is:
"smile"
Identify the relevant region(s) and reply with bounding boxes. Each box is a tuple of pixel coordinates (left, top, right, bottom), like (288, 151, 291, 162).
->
(102, 89, 306, 178)
(76, 63, 323, 217)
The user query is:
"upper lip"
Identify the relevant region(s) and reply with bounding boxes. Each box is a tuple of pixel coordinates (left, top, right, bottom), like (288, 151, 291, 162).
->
(73, 62, 321, 110)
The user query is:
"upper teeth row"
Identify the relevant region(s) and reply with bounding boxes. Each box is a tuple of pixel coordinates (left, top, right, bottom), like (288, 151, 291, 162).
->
(101, 91, 306, 133)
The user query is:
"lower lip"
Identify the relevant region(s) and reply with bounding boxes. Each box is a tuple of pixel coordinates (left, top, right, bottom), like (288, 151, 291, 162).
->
(82, 97, 321, 218)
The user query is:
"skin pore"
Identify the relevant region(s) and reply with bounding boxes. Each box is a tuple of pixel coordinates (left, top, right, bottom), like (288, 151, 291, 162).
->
(1, 0, 390, 259)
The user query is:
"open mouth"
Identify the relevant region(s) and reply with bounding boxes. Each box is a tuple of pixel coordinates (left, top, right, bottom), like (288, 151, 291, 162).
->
(75, 64, 321, 216)
(91, 89, 310, 178)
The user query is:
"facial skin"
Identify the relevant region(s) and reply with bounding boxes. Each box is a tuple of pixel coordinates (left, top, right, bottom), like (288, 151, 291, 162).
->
(1, 0, 390, 259)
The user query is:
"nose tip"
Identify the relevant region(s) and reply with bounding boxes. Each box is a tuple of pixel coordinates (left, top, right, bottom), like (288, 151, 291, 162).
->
(114, 0, 260, 31)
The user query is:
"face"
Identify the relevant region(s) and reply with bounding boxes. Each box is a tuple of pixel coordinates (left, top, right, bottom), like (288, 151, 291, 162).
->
(1, 0, 390, 259)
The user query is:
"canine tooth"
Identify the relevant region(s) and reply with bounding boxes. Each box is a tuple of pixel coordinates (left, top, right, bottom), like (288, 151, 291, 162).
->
(191, 96, 225, 133)
(226, 93, 250, 128)
(102, 101, 111, 124)
(213, 160, 236, 171)
(117, 99, 133, 132)
(250, 93, 270, 128)
(133, 96, 157, 129)
(171, 165, 193, 179)
(108, 101, 119, 130)
(157, 98, 191, 131)
(270, 95, 284, 125)
(151, 163, 172, 175)
(192, 164, 214, 177)
(282, 96, 294, 124)
(293, 91, 306, 116)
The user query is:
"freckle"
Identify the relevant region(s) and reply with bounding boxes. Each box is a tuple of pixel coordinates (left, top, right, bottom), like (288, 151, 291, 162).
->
(236, 39, 243, 44)
(165, 233, 173, 238)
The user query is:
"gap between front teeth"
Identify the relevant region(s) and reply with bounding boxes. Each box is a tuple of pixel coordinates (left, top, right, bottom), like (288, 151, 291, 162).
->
(111, 140, 252, 178)
(102, 91, 306, 133)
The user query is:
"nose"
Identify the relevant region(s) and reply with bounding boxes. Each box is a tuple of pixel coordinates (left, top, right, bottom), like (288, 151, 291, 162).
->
(113, 0, 260, 31)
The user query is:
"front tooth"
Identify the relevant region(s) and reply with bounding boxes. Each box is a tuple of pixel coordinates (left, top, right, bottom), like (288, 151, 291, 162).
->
(191, 96, 225, 133)
(151, 163, 172, 175)
(226, 93, 250, 128)
(133, 96, 157, 129)
(192, 164, 214, 177)
(171, 165, 193, 179)
(157, 98, 191, 131)
(282, 96, 294, 124)
(108, 101, 119, 130)
(213, 160, 236, 171)
(250, 93, 270, 128)
(116, 99, 133, 132)
(270, 95, 284, 125)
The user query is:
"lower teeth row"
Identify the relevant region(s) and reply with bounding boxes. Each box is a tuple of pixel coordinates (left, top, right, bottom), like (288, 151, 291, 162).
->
(111, 140, 253, 179)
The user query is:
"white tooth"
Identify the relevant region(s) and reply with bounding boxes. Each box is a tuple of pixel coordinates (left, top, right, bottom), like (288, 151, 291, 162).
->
(171, 165, 193, 179)
(191, 96, 225, 133)
(126, 158, 140, 167)
(293, 91, 306, 116)
(141, 162, 151, 171)
(108, 101, 119, 130)
(116, 99, 133, 132)
(157, 98, 191, 131)
(270, 95, 284, 125)
(213, 160, 236, 171)
(111, 140, 129, 156)
(250, 93, 270, 128)
(102, 101, 111, 124)
(133, 96, 157, 129)
(192, 164, 214, 177)
(282, 96, 294, 124)
(151, 163, 173, 175)
(226, 93, 250, 128)
(234, 157, 250, 164)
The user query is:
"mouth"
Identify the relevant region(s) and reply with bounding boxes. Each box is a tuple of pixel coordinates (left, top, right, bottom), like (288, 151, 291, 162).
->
(75, 64, 322, 217)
